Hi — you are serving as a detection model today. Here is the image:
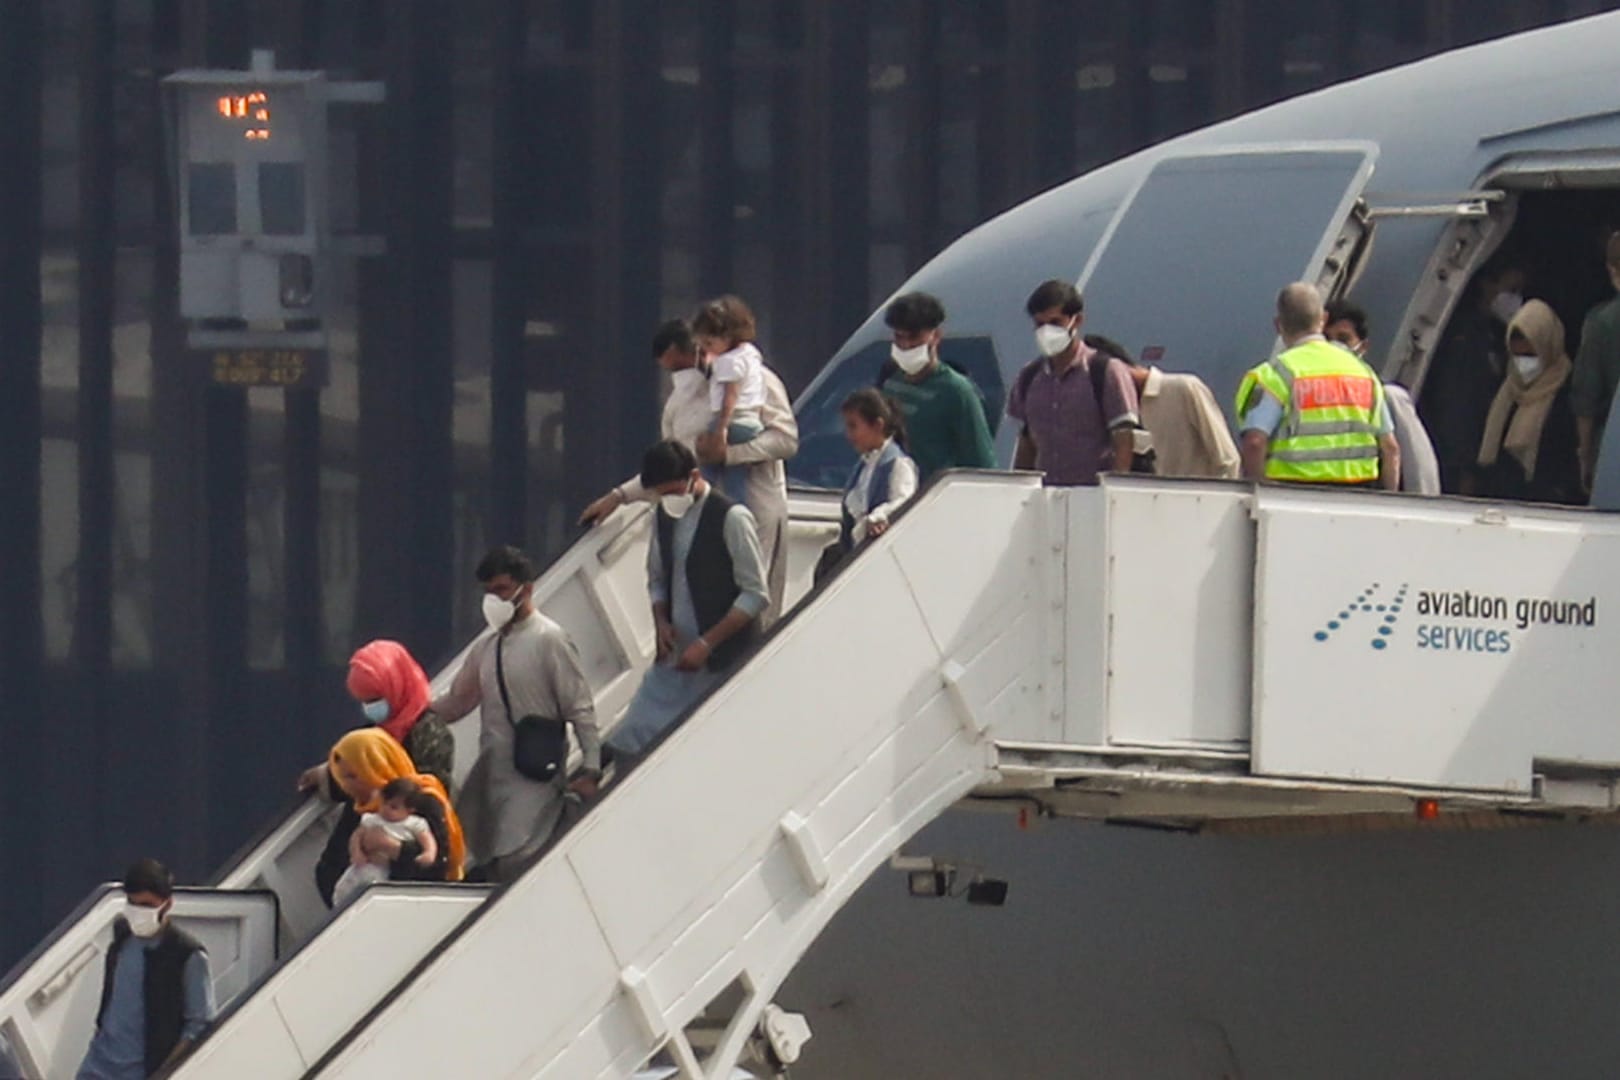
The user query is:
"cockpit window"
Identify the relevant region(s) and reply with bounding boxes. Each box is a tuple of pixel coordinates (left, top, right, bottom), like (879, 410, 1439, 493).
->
(789, 336, 1005, 489)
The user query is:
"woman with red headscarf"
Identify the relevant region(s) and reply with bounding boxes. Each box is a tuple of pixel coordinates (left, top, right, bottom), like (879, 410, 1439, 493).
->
(297, 641, 455, 796)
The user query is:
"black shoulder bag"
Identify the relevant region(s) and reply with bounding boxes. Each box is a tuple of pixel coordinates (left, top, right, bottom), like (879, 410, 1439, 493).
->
(495, 636, 570, 782)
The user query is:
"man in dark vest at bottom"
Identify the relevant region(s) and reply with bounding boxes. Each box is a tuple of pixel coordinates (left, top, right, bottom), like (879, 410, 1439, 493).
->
(77, 859, 215, 1080)
(607, 439, 770, 768)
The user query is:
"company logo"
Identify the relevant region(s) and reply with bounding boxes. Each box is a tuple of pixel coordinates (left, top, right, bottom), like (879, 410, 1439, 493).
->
(1312, 582, 1599, 656)
(1312, 581, 1406, 650)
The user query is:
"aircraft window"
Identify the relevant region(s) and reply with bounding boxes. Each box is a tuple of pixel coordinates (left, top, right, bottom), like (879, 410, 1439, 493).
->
(788, 337, 1005, 489)
(1076, 148, 1374, 419)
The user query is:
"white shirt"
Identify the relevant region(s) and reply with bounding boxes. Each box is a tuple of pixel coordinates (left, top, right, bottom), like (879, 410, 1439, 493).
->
(615, 368, 712, 502)
(844, 440, 919, 543)
(1384, 384, 1441, 495)
(709, 343, 767, 414)
(358, 812, 429, 844)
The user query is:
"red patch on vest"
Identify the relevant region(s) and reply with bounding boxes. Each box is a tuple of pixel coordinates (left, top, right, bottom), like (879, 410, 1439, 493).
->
(1294, 374, 1373, 411)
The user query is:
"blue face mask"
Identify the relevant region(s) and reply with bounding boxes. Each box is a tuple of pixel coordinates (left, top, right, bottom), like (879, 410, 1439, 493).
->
(362, 699, 391, 724)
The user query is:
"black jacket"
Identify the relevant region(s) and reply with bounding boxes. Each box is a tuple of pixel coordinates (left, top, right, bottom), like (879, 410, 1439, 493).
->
(1471, 384, 1583, 505)
(96, 919, 205, 1077)
(655, 492, 759, 671)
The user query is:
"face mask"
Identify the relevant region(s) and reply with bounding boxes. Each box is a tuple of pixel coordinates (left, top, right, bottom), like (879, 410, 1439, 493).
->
(659, 479, 696, 519)
(1034, 324, 1074, 358)
(891, 342, 932, 376)
(362, 699, 391, 724)
(670, 368, 706, 394)
(1491, 290, 1525, 325)
(482, 585, 526, 632)
(124, 902, 164, 939)
(1511, 352, 1543, 381)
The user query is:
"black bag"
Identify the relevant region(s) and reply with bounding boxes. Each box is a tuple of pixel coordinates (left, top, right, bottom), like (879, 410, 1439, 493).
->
(495, 636, 570, 782)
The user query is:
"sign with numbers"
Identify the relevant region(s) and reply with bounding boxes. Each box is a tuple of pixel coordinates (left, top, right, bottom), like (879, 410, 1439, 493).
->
(200, 348, 328, 388)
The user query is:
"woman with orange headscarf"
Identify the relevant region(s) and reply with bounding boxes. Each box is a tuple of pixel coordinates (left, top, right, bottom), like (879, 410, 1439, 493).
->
(314, 729, 467, 904)
(297, 640, 455, 797)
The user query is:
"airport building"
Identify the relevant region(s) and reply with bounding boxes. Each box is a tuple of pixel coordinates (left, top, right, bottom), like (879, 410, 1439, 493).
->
(1, 0, 1615, 964)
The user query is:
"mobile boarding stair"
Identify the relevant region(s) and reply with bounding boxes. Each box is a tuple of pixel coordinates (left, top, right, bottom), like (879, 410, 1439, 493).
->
(12, 474, 1620, 1078)
(0, 492, 839, 1079)
(311, 475, 1620, 1079)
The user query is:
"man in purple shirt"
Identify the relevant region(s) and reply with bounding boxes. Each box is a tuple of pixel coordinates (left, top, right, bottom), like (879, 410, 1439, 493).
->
(1007, 279, 1140, 486)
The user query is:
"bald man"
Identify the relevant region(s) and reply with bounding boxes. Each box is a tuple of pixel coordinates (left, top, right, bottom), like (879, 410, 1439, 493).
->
(1234, 283, 1400, 489)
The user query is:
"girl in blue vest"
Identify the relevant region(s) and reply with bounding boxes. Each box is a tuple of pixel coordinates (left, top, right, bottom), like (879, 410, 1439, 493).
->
(817, 390, 918, 582)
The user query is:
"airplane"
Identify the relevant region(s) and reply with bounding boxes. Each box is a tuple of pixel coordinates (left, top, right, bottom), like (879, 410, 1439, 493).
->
(773, 11, 1620, 1077)
(8, 12, 1620, 1080)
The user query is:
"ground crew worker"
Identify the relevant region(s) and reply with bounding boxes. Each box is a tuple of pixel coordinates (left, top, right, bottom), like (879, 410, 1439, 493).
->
(1236, 283, 1400, 489)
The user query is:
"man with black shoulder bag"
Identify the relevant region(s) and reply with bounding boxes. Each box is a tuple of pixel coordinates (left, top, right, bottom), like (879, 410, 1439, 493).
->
(433, 545, 602, 882)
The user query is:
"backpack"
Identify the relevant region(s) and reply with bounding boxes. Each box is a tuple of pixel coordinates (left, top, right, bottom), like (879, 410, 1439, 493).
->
(1014, 351, 1156, 474)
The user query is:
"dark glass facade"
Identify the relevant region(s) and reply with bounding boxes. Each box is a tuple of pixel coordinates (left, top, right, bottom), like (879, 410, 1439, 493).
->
(1, 0, 1614, 963)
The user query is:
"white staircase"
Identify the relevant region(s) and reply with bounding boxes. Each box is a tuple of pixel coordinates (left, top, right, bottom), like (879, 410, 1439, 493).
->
(16, 471, 1620, 1079)
(0, 491, 840, 1080)
(311, 472, 1045, 1079)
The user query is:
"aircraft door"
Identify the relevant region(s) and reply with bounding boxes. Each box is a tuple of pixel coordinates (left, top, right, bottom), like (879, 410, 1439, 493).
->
(1075, 145, 1377, 420)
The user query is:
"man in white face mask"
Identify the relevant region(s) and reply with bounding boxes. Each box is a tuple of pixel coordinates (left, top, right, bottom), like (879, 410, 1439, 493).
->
(607, 439, 770, 766)
(876, 292, 997, 481)
(579, 319, 798, 626)
(78, 859, 214, 1080)
(430, 545, 601, 881)
(1008, 279, 1141, 486)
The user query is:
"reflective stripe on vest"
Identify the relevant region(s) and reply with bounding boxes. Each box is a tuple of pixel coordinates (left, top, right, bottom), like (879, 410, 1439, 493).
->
(1245, 339, 1384, 483)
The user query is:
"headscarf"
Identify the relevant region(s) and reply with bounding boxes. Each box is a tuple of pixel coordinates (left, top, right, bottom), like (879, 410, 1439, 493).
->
(328, 728, 466, 881)
(1477, 298, 1571, 481)
(346, 640, 432, 744)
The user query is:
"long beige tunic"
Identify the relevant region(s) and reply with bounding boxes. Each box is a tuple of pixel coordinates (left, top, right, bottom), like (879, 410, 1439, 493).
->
(432, 613, 600, 862)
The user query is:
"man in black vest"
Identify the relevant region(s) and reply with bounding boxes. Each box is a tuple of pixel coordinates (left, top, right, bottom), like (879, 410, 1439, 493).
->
(77, 859, 214, 1080)
(607, 440, 770, 765)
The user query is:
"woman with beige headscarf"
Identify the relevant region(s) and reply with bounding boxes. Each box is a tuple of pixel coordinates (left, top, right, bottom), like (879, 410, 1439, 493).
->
(1472, 298, 1582, 503)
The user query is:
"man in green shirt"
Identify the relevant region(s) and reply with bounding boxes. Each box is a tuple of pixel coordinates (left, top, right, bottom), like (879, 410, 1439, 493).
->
(878, 292, 998, 481)
(1572, 232, 1620, 494)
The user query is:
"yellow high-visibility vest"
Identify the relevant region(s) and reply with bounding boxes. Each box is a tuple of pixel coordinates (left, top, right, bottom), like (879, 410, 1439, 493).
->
(1235, 338, 1384, 483)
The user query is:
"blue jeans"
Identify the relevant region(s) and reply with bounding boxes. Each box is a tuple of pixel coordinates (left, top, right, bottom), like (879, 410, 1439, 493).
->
(705, 418, 762, 504)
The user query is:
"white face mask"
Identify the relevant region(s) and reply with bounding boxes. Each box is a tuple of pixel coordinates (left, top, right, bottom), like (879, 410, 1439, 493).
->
(1491, 290, 1525, 325)
(1511, 352, 1543, 382)
(659, 478, 696, 519)
(124, 902, 164, 939)
(481, 585, 527, 632)
(670, 367, 706, 395)
(1034, 324, 1074, 358)
(890, 342, 932, 376)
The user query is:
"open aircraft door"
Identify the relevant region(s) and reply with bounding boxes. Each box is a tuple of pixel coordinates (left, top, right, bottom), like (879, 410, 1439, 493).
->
(1075, 144, 1379, 413)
